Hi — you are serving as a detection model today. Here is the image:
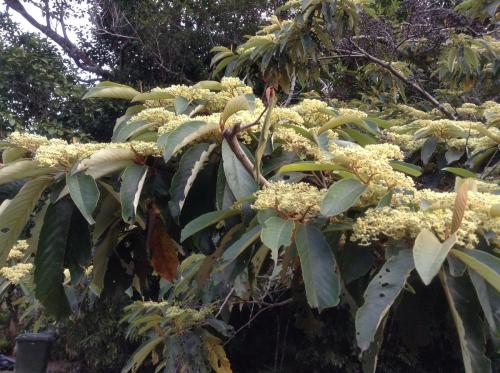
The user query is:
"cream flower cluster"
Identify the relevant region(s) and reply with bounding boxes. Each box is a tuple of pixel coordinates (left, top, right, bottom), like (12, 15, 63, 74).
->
(252, 181, 326, 220)
(6, 132, 66, 153)
(7, 240, 29, 261)
(352, 189, 500, 249)
(34, 141, 161, 167)
(329, 144, 415, 205)
(291, 99, 331, 127)
(0, 263, 33, 284)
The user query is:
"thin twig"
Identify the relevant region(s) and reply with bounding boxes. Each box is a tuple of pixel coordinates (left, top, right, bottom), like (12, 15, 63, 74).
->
(350, 39, 457, 120)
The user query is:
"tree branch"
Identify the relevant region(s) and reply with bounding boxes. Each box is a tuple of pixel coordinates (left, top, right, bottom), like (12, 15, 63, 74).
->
(5, 0, 109, 77)
(222, 124, 269, 187)
(350, 40, 457, 120)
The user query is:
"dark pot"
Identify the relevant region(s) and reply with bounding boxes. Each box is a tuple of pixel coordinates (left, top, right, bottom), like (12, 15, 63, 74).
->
(14, 333, 54, 373)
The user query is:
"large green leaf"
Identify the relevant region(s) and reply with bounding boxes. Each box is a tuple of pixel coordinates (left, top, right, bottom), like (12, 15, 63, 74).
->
(451, 249, 500, 292)
(2, 147, 26, 164)
(112, 120, 154, 143)
(120, 164, 148, 224)
(122, 336, 164, 373)
(67, 171, 100, 225)
(220, 94, 255, 125)
(0, 177, 53, 266)
(64, 205, 92, 285)
(413, 229, 457, 285)
(440, 268, 492, 373)
(90, 221, 121, 295)
(421, 137, 438, 165)
(222, 140, 257, 200)
(443, 167, 476, 179)
(0, 160, 57, 185)
(180, 209, 241, 243)
(131, 91, 174, 102)
(34, 198, 75, 319)
(389, 161, 423, 177)
(278, 161, 342, 173)
(320, 179, 367, 217)
(468, 269, 500, 336)
(159, 120, 219, 162)
(295, 223, 340, 312)
(83, 81, 140, 100)
(255, 94, 276, 182)
(169, 143, 217, 220)
(220, 225, 261, 268)
(355, 249, 414, 352)
(260, 216, 294, 264)
(80, 148, 135, 179)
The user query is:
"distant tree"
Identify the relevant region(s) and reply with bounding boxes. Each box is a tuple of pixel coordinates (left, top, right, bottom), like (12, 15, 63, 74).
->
(0, 12, 123, 141)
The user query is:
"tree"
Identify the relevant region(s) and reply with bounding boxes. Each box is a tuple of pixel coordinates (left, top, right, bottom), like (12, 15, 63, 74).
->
(0, 1, 499, 372)
(0, 12, 123, 141)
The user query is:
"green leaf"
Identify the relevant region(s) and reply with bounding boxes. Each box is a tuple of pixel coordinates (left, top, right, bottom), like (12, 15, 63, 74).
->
(131, 91, 174, 102)
(180, 209, 240, 243)
(261, 216, 294, 264)
(0, 160, 57, 185)
(377, 190, 393, 208)
(90, 221, 121, 295)
(355, 249, 414, 352)
(64, 205, 91, 285)
(220, 94, 255, 125)
(320, 179, 367, 217)
(468, 269, 500, 335)
(159, 120, 219, 162)
(112, 120, 153, 143)
(278, 161, 342, 173)
(67, 171, 100, 225)
(295, 223, 340, 312)
(169, 143, 217, 220)
(120, 164, 148, 224)
(413, 229, 457, 285)
(255, 95, 276, 182)
(220, 225, 261, 268)
(122, 336, 164, 373)
(390, 161, 423, 177)
(2, 147, 26, 163)
(80, 148, 136, 179)
(193, 81, 223, 91)
(222, 140, 257, 200)
(443, 167, 476, 179)
(0, 177, 53, 266)
(175, 96, 191, 115)
(281, 124, 317, 144)
(34, 198, 74, 319)
(451, 249, 500, 292)
(421, 137, 438, 165)
(445, 148, 464, 164)
(440, 268, 492, 373)
(83, 81, 140, 100)
(343, 128, 377, 145)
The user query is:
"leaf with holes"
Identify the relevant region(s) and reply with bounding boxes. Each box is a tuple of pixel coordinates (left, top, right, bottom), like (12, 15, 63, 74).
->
(356, 249, 414, 352)
(295, 223, 340, 312)
(169, 143, 217, 220)
(440, 268, 492, 373)
(120, 164, 148, 224)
